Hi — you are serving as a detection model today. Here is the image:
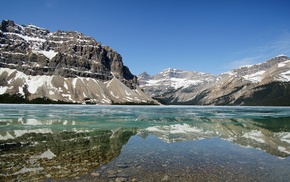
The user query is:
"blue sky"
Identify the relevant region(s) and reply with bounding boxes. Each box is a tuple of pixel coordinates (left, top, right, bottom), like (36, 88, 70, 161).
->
(1, 0, 290, 75)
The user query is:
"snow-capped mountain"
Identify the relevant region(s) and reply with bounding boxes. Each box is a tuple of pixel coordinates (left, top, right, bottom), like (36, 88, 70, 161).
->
(139, 68, 217, 97)
(139, 55, 290, 105)
(0, 20, 155, 104)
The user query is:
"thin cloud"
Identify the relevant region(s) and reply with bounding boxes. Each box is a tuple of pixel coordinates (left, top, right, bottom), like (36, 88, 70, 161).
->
(269, 34, 290, 56)
(227, 32, 290, 71)
(226, 56, 262, 70)
(257, 32, 290, 57)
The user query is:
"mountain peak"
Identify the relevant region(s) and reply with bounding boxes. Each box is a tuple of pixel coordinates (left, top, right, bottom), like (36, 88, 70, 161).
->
(139, 55, 290, 106)
(0, 20, 156, 104)
(0, 19, 136, 85)
(138, 72, 151, 80)
(276, 54, 287, 58)
(27, 24, 46, 30)
(162, 68, 185, 73)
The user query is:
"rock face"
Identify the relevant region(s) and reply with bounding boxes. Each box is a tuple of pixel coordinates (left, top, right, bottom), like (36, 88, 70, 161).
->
(0, 20, 154, 104)
(139, 55, 290, 106)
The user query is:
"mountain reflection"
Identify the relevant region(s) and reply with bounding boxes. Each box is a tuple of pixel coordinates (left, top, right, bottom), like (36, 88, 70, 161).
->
(0, 128, 137, 181)
(138, 116, 290, 158)
(1, 105, 290, 181)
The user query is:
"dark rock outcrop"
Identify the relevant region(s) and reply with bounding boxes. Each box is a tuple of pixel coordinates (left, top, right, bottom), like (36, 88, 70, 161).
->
(0, 20, 155, 104)
(0, 20, 136, 88)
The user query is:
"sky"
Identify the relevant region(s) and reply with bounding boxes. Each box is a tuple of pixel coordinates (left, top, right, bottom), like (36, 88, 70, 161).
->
(1, 0, 290, 75)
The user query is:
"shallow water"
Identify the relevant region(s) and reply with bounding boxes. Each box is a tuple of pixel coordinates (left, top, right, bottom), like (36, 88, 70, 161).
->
(0, 104, 290, 181)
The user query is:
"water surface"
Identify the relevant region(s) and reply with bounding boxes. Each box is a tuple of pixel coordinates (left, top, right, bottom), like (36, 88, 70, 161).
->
(0, 105, 290, 181)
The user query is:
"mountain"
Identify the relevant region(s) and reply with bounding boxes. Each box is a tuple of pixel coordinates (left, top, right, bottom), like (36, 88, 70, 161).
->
(0, 20, 155, 104)
(138, 55, 290, 106)
(139, 68, 217, 98)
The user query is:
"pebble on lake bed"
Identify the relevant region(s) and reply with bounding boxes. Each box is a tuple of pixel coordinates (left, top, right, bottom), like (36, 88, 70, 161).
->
(161, 175, 170, 181)
(90, 172, 100, 177)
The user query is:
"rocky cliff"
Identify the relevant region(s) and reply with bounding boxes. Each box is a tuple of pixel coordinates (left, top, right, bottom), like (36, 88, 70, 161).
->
(0, 20, 154, 104)
(139, 55, 290, 106)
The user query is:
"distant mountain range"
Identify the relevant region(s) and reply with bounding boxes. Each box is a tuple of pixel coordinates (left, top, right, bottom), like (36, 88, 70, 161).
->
(138, 55, 290, 106)
(1, 20, 290, 106)
(0, 20, 155, 104)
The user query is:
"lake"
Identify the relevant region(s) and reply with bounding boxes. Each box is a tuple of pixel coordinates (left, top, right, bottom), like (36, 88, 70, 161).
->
(0, 104, 290, 181)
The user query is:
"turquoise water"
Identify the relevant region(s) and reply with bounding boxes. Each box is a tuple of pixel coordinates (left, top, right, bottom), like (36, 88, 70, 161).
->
(1, 104, 290, 181)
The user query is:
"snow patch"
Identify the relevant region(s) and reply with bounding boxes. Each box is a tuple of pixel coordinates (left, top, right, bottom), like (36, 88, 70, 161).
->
(146, 77, 204, 89)
(5, 32, 46, 42)
(72, 78, 78, 88)
(62, 94, 73, 101)
(242, 70, 265, 83)
(125, 97, 134, 102)
(278, 70, 290, 82)
(276, 54, 287, 57)
(18, 86, 25, 96)
(0, 86, 8, 95)
(242, 130, 265, 143)
(27, 24, 46, 30)
(63, 82, 68, 90)
(102, 98, 111, 103)
(221, 70, 236, 76)
(49, 90, 54, 95)
(239, 65, 253, 69)
(33, 50, 58, 60)
(278, 60, 290, 67)
(27, 75, 53, 94)
(146, 79, 162, 86)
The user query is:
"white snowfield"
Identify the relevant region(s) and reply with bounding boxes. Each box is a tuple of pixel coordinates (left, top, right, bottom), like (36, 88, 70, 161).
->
(242, 70, 266, 83)
(143, 68, 215, 89)
(0, 68, 152, 104)
(146, 77, 204, 89)
(141, 55, 290, 91)
(277, 70, 290, 82)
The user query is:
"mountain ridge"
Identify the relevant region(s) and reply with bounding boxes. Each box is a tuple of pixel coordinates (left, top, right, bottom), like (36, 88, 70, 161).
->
(0, 20, 155, 104)
(138, 55, 290, 106)
(0, 20, 136, 84)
